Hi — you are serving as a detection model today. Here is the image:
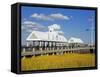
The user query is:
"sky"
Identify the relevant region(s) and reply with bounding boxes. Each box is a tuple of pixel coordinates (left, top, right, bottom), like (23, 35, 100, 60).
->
(21, 6, 96, 46)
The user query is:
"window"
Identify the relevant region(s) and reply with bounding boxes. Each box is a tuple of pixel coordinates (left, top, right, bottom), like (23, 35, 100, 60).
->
(56, 35, 58, 40)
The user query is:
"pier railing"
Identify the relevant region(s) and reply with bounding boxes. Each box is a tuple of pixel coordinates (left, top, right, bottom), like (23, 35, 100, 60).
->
(21, 46, 95, 57)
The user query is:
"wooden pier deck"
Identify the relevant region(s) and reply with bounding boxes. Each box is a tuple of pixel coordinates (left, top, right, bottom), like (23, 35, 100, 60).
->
(21, 46, 95, 57)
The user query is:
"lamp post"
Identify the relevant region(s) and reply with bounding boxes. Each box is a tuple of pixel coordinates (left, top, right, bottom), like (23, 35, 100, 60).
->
(89, 16, 94, 46)
(85, 16, 94, 47)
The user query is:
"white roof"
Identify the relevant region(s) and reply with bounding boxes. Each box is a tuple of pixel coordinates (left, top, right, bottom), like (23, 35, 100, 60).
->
(68, 37, 84, 43)
(26, 31, 67, 42)
(27, 31, 48, 41)
(26, 24, 84, 43)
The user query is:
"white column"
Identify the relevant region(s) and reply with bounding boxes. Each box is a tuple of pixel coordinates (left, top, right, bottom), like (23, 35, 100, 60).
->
(26, 42, 29, 47)
(32, 48, 34, 52)
(39, 41, 42, 51)
(23, 48, 25, 53)
(52, 42, 55, 50)
(32, 41, 35, 52)
(39, 41, 41, 51)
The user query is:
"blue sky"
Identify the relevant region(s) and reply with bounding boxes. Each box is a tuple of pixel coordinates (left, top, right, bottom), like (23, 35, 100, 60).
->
(21, 6, 95, 45)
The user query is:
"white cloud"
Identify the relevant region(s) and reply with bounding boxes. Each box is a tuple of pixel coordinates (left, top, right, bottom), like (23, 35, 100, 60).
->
(23, 21, 38, 26)
(50, 13, 69, 20)
(31, 13, 53, 21)
(22, 21, 43, 28)
(22, 21, 47, 32)
(31, 13, 70, 21)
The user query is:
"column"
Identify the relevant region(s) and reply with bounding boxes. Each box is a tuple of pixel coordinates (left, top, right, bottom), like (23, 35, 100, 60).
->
(23, 48, 25, 53)
(40, 41, 42, 51)
(26, 41, 29, 47)
(32, 41, 35, 52)
(32, 47, 34, 52)
(45, 41, 47, 50)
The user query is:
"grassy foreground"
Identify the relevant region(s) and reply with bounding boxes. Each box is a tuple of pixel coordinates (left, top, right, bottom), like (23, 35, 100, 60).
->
(21, 53, 95, 71)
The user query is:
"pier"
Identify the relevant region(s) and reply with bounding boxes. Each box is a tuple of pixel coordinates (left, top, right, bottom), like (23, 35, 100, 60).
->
(21, 46, 95, 57)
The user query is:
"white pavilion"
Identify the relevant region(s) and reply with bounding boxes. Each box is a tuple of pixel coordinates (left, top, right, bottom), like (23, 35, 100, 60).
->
(25, 24, 84, 51)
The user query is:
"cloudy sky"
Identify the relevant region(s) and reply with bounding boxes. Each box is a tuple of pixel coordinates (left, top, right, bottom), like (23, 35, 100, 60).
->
(21, 6, 95, 45)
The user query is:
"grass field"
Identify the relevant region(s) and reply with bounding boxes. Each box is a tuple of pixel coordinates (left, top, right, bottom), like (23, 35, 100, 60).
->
(21, 53, 95, 71)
